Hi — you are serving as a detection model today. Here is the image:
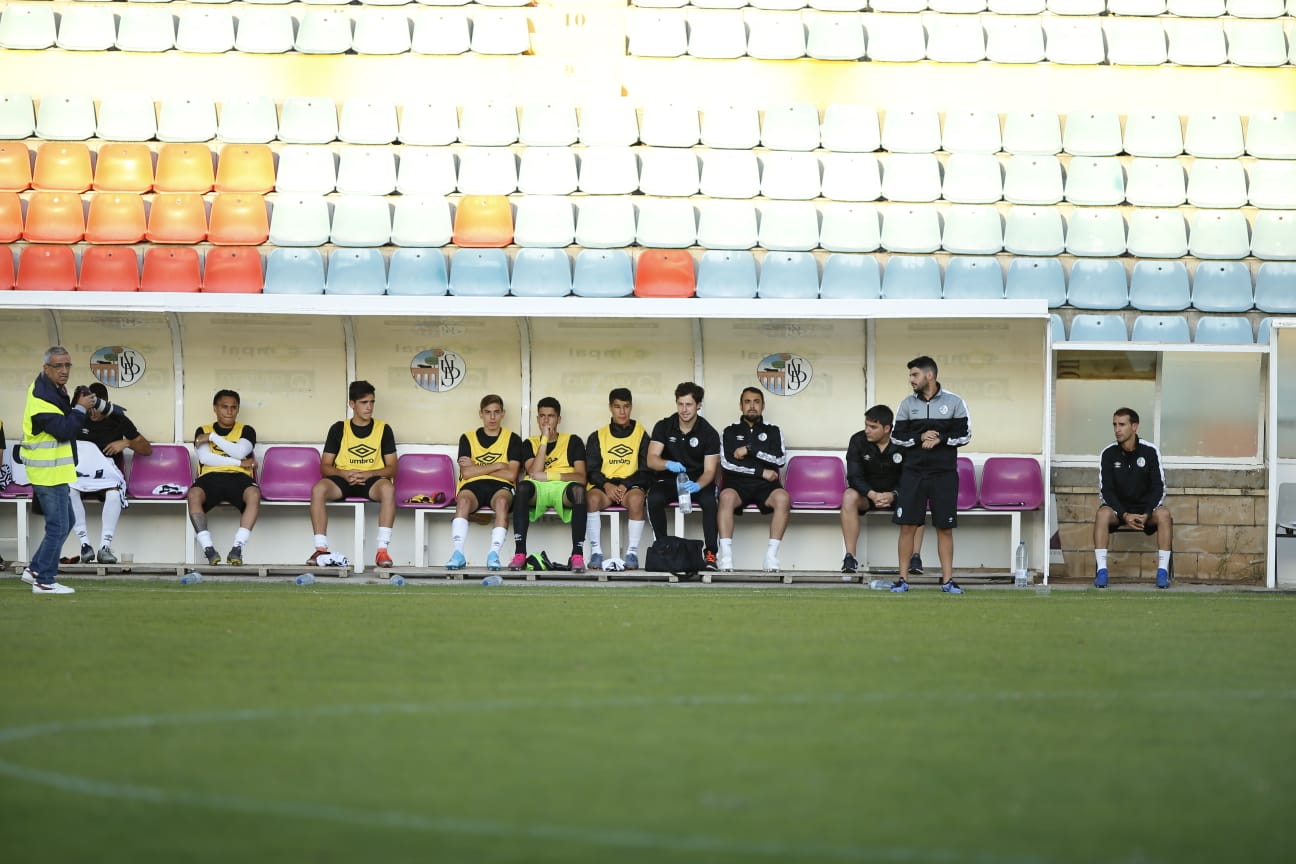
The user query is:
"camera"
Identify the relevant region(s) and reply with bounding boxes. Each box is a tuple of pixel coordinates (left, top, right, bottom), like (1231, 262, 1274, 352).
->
(73, 385, 113, 415)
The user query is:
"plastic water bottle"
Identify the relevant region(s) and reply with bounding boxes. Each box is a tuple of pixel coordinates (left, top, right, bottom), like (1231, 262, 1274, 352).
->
(676, 472, 693, 515)
(868, 578, 892, 590)
(180, 571, 203, 585)
(1014, 541, 1029, 588)
(390, 574, 406, 587)
(482, 574, 504, 587)
(295, 573, 315, 586)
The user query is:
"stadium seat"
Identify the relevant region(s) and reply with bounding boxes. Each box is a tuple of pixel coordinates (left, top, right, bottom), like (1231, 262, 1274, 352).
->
(819, 202, 881, 253)
(0, 191, 20, 242)
(77, 247, 140, 292)
(1187, 159, 1248, 209)
(0, 5, 56, 50)
(1227, 0, 1285, 16)
(336, 148, 397, 196)
(942, 110, 1001, 155)
(157, 97, 217, 143)
(942, 153, 1002, 205)
(820, 253, 882, 299)
(386, 248, 448, 296)
(279, 97, 339, 144)
(451, 195, 513, 247)
(1062, 112, 1122, 156)
(880, 153, 941, 203)
(864, 14, 925, 61)
(574, 198, 637, 248)
(469, 9, 531, 55)
(259, 447, 324, 499)
(640, 102, 700, 147)
(519, 102, 578, 147)
(629, 9, 688, 57)
(925, 14, 986, 62)
(458, 103, 517, 147)
(757, 201, 818, 251)
(696, 199, 757, 250)
(176, 8, 235, 53)
(337, 98, 399, 145)
(882, 255, 941, 299)
(695, 250, 758, 298)
(943, 257, 1004, 299)
(700, 104, 760, 150)
(217, 95, 278, 144)
(115, 6, 176, 53)
(411, 11, 470, 55)
(1105, 18, 1168, 65)
(16, 245, 76, 291)
(635, 249, 696, 298)
(325, 249, 387, 295)
(268, 194, 330, 247)
(457, 147, 519, 195)
(208, 194, 269, 246)
(263, 248, 326, 295)
(572, 249, 634, 298)
(1124, 112, 1184, 157)
(984, 16, 1045, 63)
(1003, 111, 1061, 154)
(125, 446, 194, 502)
(1126, 209, 1189, 259)
(394, 455, 457, 516)
(93, 94, 156, 144)
(391, 196, 452, 247)
(330, 195, 392, 247)
(820, 103, 880, 152)
(1065, 209, 1126, 257)
(1003, 155, 1063, 204)
(145, 194, 208, 244)
(1252, 212, 1296, 260)
(881, 109, 941, 154)
(578, 146, 639, 195)
(214, 144, 275, 195)
(275, 146, 337, 194)
(1003, 206, 1065, 256)
(1225, 19, 1287, 66)
(1005, 258, 1066, 306)
(201, 247, 263, 294)
(819, 153, 880, 202)
(1165, 18, 1228, 66)
(22, 192, 85, 243)
(1189, 210, 1252, 259)
(397, 101, 458, 146)
(140, 247, 202, 293)
(0, 93, 34, 140)
(449, 248, 511, 296)
(0, 142, 31, 192)
(640, 148, 701, 197)
(85, 193, 147, 244)
(93, 144, 154, 194)
(1247, 161, 1296, 210)
(942, 205, 1003, 255)
(352, 10, 413, 55)
(757, 251, 819, 299)
(1191, 261, 1253, 312)
(514, 195, 575, 248)
(761, 103, 821, 152)
(747, 13, 806, 60)
(880, 205, 941, 254)
(396, 148, 456, 195)
(1132, 315, 1191, 343)
(700, 149, 761, 199)
(979, 457, 1044, 510)
(1124, 158, 1186, 208)
(1185, 111, 1244, 158)
(760, 151, 820, 200)
(1064, 157, 1125, 207)
(234, 7, 296, 54)
(1245, 112, 1296, 158)
(783, 455, 845, 509)
(1168, 0, 1226, 13)
(687, 9, 746, 59)
(636, 199, 697, 248)
(154, 144, 216, 194)
(955, 457, 978, 510)
(1255, 262, 1296, 312)
(0, 245, 14, 288)
(32, 142, 92, 192)
(1068, 314, 1128, 342)
(1195, 317, 1255, 344)
(517, 147, 578, 196)
(1130, 261, 1191, 311)
(1049, 314, 1066, 343)
(510, 248, 572, 297)
(295, 11, 351, 55)
(577, 100, 640, 146)
(1067, 259, 1128, 309)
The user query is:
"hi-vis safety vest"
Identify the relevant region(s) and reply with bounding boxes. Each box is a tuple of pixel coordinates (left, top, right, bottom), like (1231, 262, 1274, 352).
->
(526, 433, 575, 478)
(21, 383, 76, 485)
(197, 422, 253, 477)
(596, 423, 644, 481)
(333, 420, 389, 472)
(459, 427, 516, 491)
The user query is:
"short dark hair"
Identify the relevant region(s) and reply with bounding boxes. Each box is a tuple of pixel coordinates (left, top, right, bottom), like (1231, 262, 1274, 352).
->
(480, 394, 504, 411)
(740, 386, 763, 402)
(88, 382, 109, 401)
(865, 404, 894, 427)
(348, 380, 375, 402)
(1114, 407, 1140, 425)
(908, 356, 938, 377)
(608, 387, 632, 404)
(537, 396, 561, 415)
(213, 389, 240, 405)
(675, 382, 704, 403)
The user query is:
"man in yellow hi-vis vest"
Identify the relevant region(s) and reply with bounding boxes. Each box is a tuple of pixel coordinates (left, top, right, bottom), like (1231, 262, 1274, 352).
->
(21, 347, 97, 595)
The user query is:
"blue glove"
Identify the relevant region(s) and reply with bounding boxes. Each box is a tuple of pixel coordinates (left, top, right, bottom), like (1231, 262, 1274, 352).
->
(681, 480, 701, 495)
(664, 460, 686, 474)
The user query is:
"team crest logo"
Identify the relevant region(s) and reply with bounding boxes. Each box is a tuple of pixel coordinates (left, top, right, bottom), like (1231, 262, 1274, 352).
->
(1136, 457, 1146, 467)
(608, 444, 633, 459)
(756, 353, 812, 396)
(410, 349, 466, 393)
(939, 404, 949, 415)
(758, 433, 767, 442)
(477, 452, 502, 464)
(349, 444, 377, 460)
(892, 452, 902, 463)
(689, 437, 699, 448)
(89, 346, 146, 388)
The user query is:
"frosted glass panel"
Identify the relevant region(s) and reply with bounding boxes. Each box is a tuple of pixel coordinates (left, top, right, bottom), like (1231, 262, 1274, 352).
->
(1278, 327, 1296, 459)
(1055, 380, 1155, 457)
(0, 311, 55, 439)
(1160, 353, 1260, 458)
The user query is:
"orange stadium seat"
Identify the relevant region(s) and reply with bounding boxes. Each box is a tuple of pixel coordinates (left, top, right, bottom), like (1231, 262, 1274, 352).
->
(140, 247, 201, 293)
(214, 144, 276, 194)
(153, 143, 216, 193)
(16, 245, 76, 291)
(451, 195, 513, 247)
(78, 247, 140, 292)
(634, 249, 696, 298)
(0, 246, 13, 289)
(145, 193, 208, 244)
(0, 191, 21, 242)
(201, 247, 263, 293)
(22, 191, 85, 243)
(0, 142, 32, 192)
(31, 142, 93, 192)
(93, 143, 155, 193)
(207, 193, 269, 245)
(85, 192, 147, 244)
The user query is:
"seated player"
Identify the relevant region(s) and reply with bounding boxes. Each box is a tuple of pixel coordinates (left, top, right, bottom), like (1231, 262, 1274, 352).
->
(717, 387, 790, 572)
(186, 389, 260, 566)
(646, 382, 722, 571)
(584, 387, 653, 570)
(840, 404, 924, 576)
(509, 397, 588, 573)
(445, 394, 526, 571)
(70, 383, 153, 564)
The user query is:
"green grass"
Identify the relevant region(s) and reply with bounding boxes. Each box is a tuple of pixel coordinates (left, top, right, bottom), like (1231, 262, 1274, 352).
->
(2, 581, 1293, 864)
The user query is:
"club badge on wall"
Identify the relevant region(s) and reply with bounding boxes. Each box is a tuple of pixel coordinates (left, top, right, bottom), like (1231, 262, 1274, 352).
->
(410, 349, 466, 393)
(89, 346, 146, 388)
(756, 353, 812, 396)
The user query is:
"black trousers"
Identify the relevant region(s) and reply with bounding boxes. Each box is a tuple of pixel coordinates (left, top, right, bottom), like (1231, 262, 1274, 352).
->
(647, 479, 717, 554)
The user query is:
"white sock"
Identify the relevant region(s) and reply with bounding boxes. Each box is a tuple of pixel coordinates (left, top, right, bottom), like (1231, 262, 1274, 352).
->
(767, 538, 781, 557)
(314, 534, 329, 550)
(197, 530, 214, 549)
(1158, 550, 1171, 570)
(234, 527, 251, 547)
(70, 493, 89, 543)
(628, 519, 645, 554)
(490, 527, 506, 552)
(586, 513, 602, 553)
(719, 538, 733, 558)
(377, 526, 392, 550)
(451, 518, 468, 553)
(100, 491, 122, 547)
(1095, 549, 1108, 569)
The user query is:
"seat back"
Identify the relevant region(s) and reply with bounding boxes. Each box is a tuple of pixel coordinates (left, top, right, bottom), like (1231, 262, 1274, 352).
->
(394, 453, 457, 509)
(784, 455, 845, 509)
(635, 249, 696, 298)
(126, 445, 194, 499)
(1278, 483, 1296, 531)
(978, 456, 1044, 510)
(141, 247, 201, 293)
(957, 456, 979, 510)
(258, 446, 322, 501)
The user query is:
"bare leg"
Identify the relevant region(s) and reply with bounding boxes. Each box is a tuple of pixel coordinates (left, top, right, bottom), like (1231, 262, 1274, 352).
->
(936, 526, 954, 584)
(1093, 506, 1117, 549)
(187, 488, 208, 533)
(897, 524, 918, 579)
(240, 487, 260, 530)
(840, 489, 862, 556)
(309, 478, 339, 536)
(1153, 506, 1173, 552)
(717, 488, 740, 540)
(767, 488, 790, 541)
(373, 477, 396, 528)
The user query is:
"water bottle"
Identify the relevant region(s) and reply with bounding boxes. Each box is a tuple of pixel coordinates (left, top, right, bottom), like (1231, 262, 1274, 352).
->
(482, 574, 504, 587)
(390, 574, 406, 587)
(676, 472, 693, 515)
(868, 578, 892, 590)
(180, 571, 203, 585)
(1014, 541, 1029, 588)
(295, 573, 315, 586)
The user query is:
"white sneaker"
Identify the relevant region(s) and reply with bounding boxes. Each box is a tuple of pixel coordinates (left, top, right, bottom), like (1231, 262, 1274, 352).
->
(763, 555, 780, 572)
(32, 581, 75, 595)
(20, 568, 37, 585)
(718, 554, 734, 572)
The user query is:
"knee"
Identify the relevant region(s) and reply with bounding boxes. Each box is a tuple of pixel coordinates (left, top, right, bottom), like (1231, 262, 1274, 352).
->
(567, 485, 585, 506)
(770, 489, 791, 513)
(841, 489, 860, 508)
(718, 489, 738, 508)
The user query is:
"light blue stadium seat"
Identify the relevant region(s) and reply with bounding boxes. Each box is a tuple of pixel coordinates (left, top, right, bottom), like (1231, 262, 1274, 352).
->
(1191, 261, 1253, 312)
(572, 249, 634, 298)
(325, 249, 387, 295)
(510, 248, 572, 297)
(386, 248, 448, 296)
(1255, 262, 1296, 312)
(1049, 313, 1066, 343)
(1129, 261, 1191, 311)
(941, 205, 1003, 255)
(1065, 208, 1126, 257)
(449, 249, 510, 297)
(820, 254, 882, 299)
(1258, 317, 1275, 343)
(1131, 315, 1191, 343)
(882, 256, 942, 299)
(943, 257, 1004, 299)
(696, 251, 758, 299)
(264, 248, 326, 294)
(758, 252, 819, 299)
(1195, 316, 1255, 344)
(1068, 314, 1128, 342)
(1067, 260, 1128, 309)
(1005, 258, 1066, 307)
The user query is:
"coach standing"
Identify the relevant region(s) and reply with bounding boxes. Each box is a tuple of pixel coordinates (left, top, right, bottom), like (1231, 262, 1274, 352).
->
(21, 347, 96, 595)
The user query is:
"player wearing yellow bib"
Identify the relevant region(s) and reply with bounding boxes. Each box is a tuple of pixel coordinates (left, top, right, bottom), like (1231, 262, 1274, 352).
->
(186, 389, 261, 567)
(446, 394, 527, 571)
(307, 381, 398, 571)
(508, 397, 588, 573)
(584, 387, 652, 570)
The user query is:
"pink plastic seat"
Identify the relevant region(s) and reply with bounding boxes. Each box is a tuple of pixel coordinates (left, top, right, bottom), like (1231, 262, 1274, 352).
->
(125, 445, 193, 499)
(395, 453, 456, 509)
(784, 455, 846, 509)
(978, 457, 1044, 510)
(257, 446, 322, 501)
(0, 480, 32, 498)
(956, 456, 978, 510)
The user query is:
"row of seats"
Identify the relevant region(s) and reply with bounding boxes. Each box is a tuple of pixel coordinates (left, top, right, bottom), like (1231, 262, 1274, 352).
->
(6, 193, 1296, 258)
(8, 142, 1296, 209)
(629, 0, 1292, 13)
(3, 93, 1292, 159)
(1063, 312, 1276, 343)
(0, 5, 531, 55)
(6, 243, 1293, 310)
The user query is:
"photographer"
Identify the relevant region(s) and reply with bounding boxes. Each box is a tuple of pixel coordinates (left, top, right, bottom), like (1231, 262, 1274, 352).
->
(69, 382, 153, 565)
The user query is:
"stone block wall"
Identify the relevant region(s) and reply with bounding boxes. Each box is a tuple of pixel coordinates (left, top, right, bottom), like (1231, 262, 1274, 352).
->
(1052, 467, 1267, 585)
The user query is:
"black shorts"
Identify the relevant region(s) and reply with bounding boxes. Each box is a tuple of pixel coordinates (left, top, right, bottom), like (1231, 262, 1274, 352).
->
(194, 472, 258, 513)
(459, 479, 513, 510)
(325, 475, 384, 500)
(591, 477, 650, 493)
(723, 477, 783, 515)
(1108, 504, 1160, 536)
(894, 470, 958, 528)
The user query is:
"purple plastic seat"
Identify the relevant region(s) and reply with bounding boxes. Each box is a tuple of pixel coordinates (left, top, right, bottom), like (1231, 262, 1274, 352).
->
(125, 444, 193, 499)
(395, 453, 456, 508)
(258, 445, 322, 501)
(978, 457, 1044, 510)
(784, 455, 846, 509)
(0, 481, 32, 498)
(957, 456, 978, 510)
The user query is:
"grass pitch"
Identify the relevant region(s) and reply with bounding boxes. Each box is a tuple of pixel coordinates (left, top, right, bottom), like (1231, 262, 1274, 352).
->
(1, 580, 1293, 864)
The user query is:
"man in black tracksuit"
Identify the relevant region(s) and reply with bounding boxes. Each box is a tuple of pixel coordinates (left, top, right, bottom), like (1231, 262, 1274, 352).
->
(1093, 406, 1173, 589)
(717, 387, 790, 573)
